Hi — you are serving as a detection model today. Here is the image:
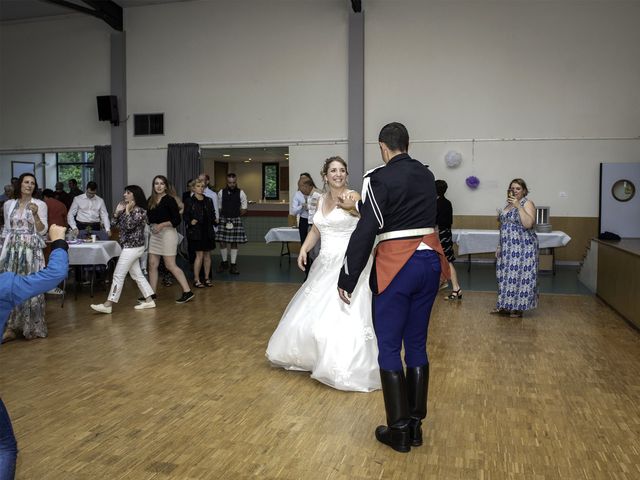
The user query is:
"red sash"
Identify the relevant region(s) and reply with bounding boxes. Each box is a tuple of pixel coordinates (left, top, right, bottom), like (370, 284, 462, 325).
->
(374, 232, 451, 294)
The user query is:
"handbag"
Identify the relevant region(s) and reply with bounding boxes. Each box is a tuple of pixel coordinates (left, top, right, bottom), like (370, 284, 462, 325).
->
(187, 223, 202, 241)
(185, 198, 203, 241)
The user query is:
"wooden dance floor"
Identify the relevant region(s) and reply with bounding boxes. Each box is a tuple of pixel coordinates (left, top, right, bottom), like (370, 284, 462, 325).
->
(1, 282, 639, 479)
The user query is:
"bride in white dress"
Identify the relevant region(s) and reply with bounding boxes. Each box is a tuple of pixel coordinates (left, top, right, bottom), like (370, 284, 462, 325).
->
(266, 157, 380, 392)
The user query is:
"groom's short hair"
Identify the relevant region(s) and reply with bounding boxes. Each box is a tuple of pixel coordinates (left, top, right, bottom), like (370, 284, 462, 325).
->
(378, 122, 409, 152)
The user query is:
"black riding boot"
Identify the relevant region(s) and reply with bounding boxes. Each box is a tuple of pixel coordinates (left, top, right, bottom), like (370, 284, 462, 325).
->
(375, 369, 411, 453)
(406, 364, 429, 447)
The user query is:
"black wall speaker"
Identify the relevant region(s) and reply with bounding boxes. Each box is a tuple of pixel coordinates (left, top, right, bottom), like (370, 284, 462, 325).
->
(97, 95, 119, 124)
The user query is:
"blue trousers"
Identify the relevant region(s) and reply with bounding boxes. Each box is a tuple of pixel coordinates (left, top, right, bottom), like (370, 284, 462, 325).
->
(0, 399, 17, 480)
(373, 249, 441, 371)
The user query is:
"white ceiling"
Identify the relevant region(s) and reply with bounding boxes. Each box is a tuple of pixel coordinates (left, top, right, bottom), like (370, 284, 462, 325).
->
(0, 0, 192, 22)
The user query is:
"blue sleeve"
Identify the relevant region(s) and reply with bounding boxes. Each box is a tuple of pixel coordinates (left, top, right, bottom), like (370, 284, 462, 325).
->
(10, 248, 69, 307)
(290, 192, 303, 216)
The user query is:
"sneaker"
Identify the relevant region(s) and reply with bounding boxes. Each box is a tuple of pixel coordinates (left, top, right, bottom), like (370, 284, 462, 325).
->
(47, 287, 65, 295)
(137, 294, 157, 303)
(90, 304, 112, 314)
(229, 263, 240, 275)
(176, 291, 194, 304)
(134, 300, 156, 310)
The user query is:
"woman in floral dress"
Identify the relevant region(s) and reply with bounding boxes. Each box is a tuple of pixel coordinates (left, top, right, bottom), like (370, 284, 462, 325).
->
(492, 178, 538, 318)
(1, 173, 49, 341)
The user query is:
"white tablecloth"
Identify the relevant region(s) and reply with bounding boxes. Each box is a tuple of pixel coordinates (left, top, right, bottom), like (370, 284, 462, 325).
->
(265, 227, 301, 243)
(68, 241, 122, 265)
(451, 229, 571, 255)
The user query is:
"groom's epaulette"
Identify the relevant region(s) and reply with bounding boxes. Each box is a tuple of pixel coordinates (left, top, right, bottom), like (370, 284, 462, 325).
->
(363, 164, 385, 178)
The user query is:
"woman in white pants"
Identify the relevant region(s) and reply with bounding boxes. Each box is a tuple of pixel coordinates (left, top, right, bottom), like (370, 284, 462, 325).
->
(91, 185, 155, 313)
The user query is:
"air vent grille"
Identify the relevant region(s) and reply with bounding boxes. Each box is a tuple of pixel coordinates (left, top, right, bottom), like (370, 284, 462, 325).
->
(134, 113, 164, 136)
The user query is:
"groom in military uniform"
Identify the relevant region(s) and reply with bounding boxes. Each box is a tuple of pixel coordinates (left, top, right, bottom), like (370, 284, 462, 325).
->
(338, 122, 449, 453)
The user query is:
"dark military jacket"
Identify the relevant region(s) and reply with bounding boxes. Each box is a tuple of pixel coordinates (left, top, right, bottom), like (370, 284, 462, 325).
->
(337, 152, 437, 294)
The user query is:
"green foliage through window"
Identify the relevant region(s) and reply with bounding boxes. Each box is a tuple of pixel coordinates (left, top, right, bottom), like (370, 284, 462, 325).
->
(262, 163, 279, 200)
(57, 152, 94, 188)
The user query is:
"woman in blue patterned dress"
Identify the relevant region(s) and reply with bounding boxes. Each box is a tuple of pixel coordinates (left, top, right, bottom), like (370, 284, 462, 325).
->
(492, 178, 538, 318)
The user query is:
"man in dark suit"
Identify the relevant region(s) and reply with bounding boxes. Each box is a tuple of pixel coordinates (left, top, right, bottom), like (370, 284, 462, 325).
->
(337, 122, 449, 453)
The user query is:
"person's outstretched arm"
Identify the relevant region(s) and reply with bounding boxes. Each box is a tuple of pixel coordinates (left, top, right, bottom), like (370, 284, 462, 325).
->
(9, 225, 69, 307)
(338, 176, 388, 302)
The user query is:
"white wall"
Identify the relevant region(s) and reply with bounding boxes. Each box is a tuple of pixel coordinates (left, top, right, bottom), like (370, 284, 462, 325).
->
(289, 143, 349, 198)
(44, 153, 57, 189)
(0, 15, 112, 150)
(2, 0, 639, 219)
(126, 148, 166, 197)
(364, 0, 640, 217)
(125, 0, 349, 184)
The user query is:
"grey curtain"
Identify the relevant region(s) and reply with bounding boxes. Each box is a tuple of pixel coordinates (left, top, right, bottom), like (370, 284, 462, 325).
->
(167, 143, 201, 199)
(94, 145, 112, 213)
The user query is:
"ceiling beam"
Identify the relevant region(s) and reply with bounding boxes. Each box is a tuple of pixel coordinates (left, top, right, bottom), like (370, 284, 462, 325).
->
(41, 0, 123, 31)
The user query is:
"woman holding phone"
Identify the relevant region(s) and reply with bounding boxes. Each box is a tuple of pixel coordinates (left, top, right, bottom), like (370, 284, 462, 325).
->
(91, 185, 156, 313)
(491, 178, 538, 318)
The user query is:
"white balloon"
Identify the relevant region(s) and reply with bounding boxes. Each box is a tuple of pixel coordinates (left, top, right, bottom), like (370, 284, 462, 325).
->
(445, 150, 462, 168)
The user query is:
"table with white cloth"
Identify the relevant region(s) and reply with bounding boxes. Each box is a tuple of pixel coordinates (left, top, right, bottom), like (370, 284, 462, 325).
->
(451, 229, 571, 273)
(265, 227, 301, 265)
(68, 240, 122, 266)
(66, 240, 123, 301)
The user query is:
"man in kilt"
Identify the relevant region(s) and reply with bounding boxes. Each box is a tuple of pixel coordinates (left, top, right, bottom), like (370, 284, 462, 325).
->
(216, 173, 248, 275)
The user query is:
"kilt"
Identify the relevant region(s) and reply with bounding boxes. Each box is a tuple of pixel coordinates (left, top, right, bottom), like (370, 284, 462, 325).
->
(215, 216, 248, 243)
(438, 227, 456, 262)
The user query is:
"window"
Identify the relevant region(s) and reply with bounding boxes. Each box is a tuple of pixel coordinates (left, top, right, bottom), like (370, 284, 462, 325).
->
(262, 163, 279, 200)
(56, 152, 94, 187)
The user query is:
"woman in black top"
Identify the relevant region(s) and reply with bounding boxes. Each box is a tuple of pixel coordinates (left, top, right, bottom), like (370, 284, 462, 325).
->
(435, 180, 461, 300)
(147, 175, 194, 304)
(183, 179, 216, 288)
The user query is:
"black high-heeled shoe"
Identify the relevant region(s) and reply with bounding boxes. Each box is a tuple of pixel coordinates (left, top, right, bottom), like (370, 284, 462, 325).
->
(444, 289, 462, 301)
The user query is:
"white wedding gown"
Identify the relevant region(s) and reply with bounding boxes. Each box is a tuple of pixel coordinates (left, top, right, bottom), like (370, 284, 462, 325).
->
(266, 198, 381, 392)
